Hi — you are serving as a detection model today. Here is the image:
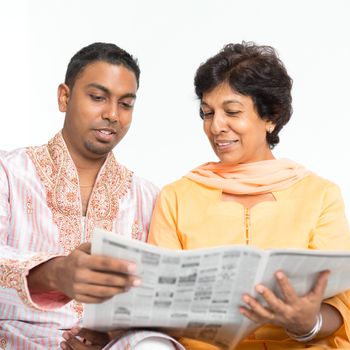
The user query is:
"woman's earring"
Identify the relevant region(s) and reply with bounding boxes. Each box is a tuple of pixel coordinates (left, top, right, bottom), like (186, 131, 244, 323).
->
(269, 126, 274, 134)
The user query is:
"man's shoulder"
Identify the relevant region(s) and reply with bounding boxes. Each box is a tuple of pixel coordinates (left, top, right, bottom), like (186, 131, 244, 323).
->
(131, 173, 159, 195)
(0, 146, 32, 167)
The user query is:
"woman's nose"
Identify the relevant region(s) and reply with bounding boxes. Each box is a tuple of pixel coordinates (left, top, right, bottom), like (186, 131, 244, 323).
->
(210, 113, 228, 134)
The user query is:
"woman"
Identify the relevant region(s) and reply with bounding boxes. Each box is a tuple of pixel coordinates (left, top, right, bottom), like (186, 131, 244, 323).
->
(148, 42, 350, 349)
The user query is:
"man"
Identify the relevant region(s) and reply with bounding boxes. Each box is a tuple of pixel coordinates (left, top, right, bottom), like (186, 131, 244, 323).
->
(0, 43, 181, 349)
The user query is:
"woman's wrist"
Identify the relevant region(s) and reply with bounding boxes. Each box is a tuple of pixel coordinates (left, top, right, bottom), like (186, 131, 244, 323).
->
(285, 313, 323, 342)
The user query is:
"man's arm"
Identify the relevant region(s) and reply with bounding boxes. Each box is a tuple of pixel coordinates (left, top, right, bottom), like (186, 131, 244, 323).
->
(1, 156, 139, 309)
(0, 158, 61, 310)
(27, 242, 140, 304)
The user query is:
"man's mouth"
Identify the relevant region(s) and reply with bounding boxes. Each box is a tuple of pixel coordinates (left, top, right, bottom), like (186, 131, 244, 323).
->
(97, 128, 116, 135)
(93, 128, 117, 142)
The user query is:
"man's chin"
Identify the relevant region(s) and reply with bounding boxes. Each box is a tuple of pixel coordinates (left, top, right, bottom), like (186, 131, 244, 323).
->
(85, 141, 116, 157)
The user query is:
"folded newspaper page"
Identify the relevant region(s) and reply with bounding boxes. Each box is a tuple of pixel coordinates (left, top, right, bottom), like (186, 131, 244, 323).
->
(83, 228, 350, 350)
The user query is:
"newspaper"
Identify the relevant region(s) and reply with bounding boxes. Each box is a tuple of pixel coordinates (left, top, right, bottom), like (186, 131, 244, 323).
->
(83, 228, 350, 350)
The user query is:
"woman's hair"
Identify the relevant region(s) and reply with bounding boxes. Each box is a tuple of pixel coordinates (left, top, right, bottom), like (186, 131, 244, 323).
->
(194, 42, 293, 148)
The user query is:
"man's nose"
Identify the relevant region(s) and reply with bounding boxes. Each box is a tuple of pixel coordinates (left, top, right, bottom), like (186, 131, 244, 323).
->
(102, 102, 118, 122)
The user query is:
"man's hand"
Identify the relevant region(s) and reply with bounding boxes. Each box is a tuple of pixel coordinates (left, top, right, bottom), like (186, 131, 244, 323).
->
(28, 242, 141, 303)
(60, 327, 111, 350)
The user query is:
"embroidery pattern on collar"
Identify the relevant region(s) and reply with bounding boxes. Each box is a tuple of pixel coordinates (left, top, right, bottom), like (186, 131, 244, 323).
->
(27, 134, 82, 254)
(26, 132, 133, 255)
(85, 157, 133, 240)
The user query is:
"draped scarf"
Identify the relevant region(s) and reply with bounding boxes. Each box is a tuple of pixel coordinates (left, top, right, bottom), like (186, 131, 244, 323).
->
(185, 159, 311, 195)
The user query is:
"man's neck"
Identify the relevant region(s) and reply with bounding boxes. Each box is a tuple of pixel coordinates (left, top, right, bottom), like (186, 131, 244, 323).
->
(69, 152, 108, 187)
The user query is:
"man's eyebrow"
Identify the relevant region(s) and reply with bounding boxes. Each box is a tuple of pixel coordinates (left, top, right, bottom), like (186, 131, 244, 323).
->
(120, 93, 137, 99)
(86, 83, 110, 94)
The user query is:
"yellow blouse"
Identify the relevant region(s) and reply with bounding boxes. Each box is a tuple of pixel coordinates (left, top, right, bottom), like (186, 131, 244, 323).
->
(148, 174, 350, 350)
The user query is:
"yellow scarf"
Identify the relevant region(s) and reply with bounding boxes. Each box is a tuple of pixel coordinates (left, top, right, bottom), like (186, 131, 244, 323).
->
(185, 158, 311, 195)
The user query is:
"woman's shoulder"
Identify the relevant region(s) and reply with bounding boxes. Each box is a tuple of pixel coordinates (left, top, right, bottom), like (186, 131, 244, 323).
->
(160, 176, 215, 198)
(296, 173, 339, 190)
(283, 173, 343, 202)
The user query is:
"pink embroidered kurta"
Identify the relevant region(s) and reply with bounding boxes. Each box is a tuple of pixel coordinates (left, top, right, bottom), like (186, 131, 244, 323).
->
(0, 132, 160, 349)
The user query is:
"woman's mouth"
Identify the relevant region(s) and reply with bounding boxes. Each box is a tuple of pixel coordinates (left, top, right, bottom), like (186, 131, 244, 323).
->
(215, 139, 239, 151)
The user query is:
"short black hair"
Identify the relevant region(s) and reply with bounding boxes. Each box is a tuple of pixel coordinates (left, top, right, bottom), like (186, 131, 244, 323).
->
(194, 42, 293, 148)
(64, 42, 140, 89)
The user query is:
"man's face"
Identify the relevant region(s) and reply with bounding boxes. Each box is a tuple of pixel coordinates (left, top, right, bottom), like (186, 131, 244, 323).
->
(59, 61, 138, 162)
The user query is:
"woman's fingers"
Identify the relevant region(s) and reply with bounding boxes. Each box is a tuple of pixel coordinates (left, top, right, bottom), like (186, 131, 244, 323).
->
(241, 293, 276, 323)
(274, 271, 298, 304)
(311, 270, 330, 297)
(255, 283, 286, 315)
(240, 270, 331, 331)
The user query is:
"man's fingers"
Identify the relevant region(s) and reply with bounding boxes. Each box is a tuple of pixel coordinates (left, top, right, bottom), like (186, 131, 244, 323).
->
(61, 332, 87, 350)
(74, 285, 127, 303)
(79, 255, 136, 275)
(77, 328, 110, 346)
(74, 269, 140, 288)
(61, 333, 102, 350)
(78, 243, 92, 254)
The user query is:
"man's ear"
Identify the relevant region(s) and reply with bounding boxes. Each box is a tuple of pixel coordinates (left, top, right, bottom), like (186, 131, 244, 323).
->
(57, 83, 70, 112)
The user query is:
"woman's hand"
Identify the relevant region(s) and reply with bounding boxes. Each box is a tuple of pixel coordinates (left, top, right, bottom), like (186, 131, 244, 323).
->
(240, 270, 330, 335)
(60, 327, 111, 350)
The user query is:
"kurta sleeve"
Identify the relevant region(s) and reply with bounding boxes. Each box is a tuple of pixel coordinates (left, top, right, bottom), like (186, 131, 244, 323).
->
(309, 182, 350, 345)
(0, 156, 69, 310)
(147, 184, 183, 249)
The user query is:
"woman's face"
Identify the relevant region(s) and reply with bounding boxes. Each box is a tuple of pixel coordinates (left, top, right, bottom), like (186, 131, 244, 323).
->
(201, 82, 274, 165)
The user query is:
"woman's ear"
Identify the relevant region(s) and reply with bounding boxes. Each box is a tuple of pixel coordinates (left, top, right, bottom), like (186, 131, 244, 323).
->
(265, 121, 275, 134)
(57, 83, 70, 112)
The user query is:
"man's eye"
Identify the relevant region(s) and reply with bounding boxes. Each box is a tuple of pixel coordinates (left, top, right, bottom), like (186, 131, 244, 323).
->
(120, 102, 134, 109)
(90, 94, 105, 102)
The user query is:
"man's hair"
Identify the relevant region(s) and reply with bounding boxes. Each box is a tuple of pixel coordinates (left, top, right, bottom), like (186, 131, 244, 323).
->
(194, 41, 293, 148)
(64, 42, 140, 89)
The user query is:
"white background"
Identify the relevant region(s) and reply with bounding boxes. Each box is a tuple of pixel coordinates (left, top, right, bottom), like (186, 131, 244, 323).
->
(0, 0, 349, 218)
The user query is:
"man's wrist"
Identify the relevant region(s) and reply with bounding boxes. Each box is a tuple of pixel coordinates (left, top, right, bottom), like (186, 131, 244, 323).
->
(27, 256, 65, 293)
(46, 256, 65, 291)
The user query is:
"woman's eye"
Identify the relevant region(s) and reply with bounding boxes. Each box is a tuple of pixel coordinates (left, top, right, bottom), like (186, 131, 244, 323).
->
(202, 111, 214, 119)
(226, 111, 239, 116)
